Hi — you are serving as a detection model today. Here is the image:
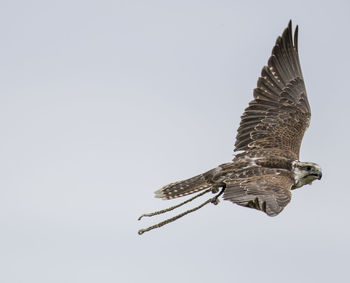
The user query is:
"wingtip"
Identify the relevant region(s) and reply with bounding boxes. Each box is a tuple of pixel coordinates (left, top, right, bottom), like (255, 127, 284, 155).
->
(294, 24, 299, 51)
(288, 19, 299, 48)
(284, 19, 299, 50)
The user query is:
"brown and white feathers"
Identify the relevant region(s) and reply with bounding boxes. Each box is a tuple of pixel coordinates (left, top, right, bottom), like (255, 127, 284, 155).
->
(139, 21, 322, 235)
(234, 21, 310, 160)
(222, 21, 315, 215)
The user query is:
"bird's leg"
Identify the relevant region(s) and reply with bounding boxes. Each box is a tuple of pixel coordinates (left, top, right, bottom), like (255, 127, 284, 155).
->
(138, 188, 213, 220)
(138, 187, 225, 235)
(210, 182, 225, 204)
(210, 185, 225, 205)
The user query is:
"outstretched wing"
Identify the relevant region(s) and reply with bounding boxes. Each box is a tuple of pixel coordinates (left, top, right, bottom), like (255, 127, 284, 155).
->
(223, 168, 294, 216)
(234, 21, 311, 160)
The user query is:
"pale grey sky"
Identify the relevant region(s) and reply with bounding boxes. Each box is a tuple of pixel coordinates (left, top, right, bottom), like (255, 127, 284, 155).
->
(1, 0, 349, 282)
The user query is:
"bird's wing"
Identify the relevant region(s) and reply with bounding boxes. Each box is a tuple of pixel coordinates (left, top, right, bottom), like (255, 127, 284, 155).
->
(223, 167, 294, 216)
(234, 21, 310, 160)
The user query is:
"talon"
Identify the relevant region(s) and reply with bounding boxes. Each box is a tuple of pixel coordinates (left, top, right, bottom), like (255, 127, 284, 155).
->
(211, 187, 219, 194)
(211, 198, 220, 205)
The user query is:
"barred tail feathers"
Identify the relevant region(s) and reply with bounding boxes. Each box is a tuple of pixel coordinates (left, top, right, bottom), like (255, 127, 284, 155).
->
(155, 167, 222, 200)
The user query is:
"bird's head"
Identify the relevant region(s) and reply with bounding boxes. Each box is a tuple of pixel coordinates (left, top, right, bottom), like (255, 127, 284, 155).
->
(292, 161, 322, 189)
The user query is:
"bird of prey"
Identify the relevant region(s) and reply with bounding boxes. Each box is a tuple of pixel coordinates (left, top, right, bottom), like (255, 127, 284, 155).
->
(138, 21, 322, 235)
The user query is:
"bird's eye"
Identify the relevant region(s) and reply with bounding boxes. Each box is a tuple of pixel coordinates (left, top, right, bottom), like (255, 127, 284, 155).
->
(306, 166, 312, 171)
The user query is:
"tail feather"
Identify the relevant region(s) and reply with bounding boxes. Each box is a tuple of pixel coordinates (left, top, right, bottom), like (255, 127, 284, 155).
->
(155, 168, 221, 199)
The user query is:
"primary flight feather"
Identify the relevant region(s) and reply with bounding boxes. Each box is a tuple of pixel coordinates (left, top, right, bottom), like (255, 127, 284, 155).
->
(138, 21, 322, 235)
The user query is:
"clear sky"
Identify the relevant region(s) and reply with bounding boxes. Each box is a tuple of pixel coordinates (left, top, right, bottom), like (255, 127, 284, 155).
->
(1, 1, 349, 282)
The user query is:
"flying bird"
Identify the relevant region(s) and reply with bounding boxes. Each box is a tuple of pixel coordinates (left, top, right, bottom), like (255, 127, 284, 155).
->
(138, 21, 322, 235)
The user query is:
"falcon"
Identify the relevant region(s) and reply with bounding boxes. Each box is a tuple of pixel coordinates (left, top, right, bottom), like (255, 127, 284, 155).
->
(138, 21, 322, 235)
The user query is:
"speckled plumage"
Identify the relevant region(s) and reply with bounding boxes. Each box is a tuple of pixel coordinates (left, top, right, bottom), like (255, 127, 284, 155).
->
(138, 21, 322, 234)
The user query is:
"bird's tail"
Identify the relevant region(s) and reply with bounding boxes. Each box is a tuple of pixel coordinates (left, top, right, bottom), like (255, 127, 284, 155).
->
(155, 169, 217, 200)
(138, 167, 224, 234)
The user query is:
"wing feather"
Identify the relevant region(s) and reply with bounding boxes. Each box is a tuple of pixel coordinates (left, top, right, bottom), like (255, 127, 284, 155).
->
(223, 168, 294, 216)
(235, 21, 311, 160)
